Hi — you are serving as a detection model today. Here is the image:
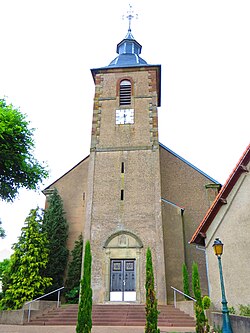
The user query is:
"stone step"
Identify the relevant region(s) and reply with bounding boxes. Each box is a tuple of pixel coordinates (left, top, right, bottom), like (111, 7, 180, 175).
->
(27, 304, 195, 327)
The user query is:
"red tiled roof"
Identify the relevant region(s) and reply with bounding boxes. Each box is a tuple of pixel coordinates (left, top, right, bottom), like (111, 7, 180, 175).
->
(189, 143, 250, 246)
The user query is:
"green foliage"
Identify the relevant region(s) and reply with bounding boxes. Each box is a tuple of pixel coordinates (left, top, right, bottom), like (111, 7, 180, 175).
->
(182, 263, 190, 300)
(192, 262, 209, 333)
(0, 258, 10, 302)
(65, 286, 80, 304)
(227, 304, 250, 317)
(202, 296, 211, 310)
(42, 188, 69, 296)
(239, 304, 250, 317)
(0, 98, 48, 202)
(0, 264, 11, 301)
(65, 234, 83, 303)
(76, 240, 92, 333)
(0, 208, 52, 309)
(228, 306, 236, 314)
(0, 259, 10, 280)
(0, 220, 6, 239)
(212, 325, 222, 333)
(145, 247, 160, 333)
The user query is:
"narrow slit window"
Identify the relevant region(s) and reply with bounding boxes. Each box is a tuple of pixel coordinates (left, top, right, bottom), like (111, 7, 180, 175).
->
(121, 162, 125, 174)
(121, 189, 124, 201)
(120, 80, 131, 106)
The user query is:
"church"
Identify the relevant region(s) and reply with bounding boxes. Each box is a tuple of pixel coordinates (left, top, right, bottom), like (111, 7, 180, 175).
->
(43, 16, 220, 305)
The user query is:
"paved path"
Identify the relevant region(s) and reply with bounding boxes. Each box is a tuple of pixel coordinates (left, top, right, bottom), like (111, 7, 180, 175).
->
(0, 325, 195, 333)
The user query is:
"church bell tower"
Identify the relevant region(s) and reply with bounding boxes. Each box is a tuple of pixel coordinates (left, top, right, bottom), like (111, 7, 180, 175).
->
(84, 9, 167, 304)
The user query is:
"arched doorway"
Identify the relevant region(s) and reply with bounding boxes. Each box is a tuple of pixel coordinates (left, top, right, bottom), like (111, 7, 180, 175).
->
(103, 231, 143, 302)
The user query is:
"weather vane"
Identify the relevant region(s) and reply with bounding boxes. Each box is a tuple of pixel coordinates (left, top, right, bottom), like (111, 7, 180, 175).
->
(122, 4, 138, 32)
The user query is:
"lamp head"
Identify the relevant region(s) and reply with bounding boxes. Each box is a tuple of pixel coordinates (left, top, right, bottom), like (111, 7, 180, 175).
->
(212, 238, 224, 256)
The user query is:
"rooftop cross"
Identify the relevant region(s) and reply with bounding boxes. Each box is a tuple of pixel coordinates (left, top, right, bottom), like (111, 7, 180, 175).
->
(123, 4, 138, 33)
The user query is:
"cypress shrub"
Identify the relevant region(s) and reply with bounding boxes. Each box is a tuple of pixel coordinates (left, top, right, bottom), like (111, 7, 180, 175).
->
(65, 234, 83, 303)
(76, 240, 92, 333)
(145, 247, 160, 333)
(43, 188, 69, 297)
(0, 208, 52, 309)
(192, 262, 209, 333)
(182, 263, 190, 300)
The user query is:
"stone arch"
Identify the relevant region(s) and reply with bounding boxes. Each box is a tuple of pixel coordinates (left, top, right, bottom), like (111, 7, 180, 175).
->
(104, 230, 143, 248)
(103, 230, 143, 303)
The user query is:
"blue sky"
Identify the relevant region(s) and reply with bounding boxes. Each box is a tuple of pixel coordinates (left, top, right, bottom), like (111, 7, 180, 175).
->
(0, 0, 249, 259)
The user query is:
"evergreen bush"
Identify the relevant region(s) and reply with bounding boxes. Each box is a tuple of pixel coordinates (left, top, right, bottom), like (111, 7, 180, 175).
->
(0, 208, 52, 309)
(202, 295, 211, 310)
(182, 263, 190, 300)
(65, 234, 83, 303)
(42, 188, 69, 297)
(76, 240, 92, 333)
(192, 262, 210, 333)
(145, 247, 160, 333)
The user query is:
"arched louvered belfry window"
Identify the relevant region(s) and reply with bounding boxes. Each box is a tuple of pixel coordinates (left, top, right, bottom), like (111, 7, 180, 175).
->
(119, 80, 131, 106)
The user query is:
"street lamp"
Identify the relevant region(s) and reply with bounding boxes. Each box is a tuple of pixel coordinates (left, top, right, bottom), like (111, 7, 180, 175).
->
(212, 238, 233, 333)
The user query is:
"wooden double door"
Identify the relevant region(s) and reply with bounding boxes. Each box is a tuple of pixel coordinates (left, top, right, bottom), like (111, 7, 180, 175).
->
(110, 259, 136, 301)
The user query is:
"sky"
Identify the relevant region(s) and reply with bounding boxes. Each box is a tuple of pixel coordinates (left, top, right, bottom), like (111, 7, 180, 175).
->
(0, 0, 249, 260)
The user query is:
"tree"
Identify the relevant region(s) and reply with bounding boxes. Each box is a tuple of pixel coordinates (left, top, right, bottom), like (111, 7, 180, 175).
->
(0, 98, 48, 202)
(182, 262, 190, 300)
(192, 262, 209, 333)
(145, 247, 160, 333)
(0, 258, 10, 301)
(0, 258, 10, 280)
(0, 208, 52, 310)
(0, 220, 6, 239)
(65, 233, 83, 303)
(42, 188, 69, 295)
(76, 240, 92, 333)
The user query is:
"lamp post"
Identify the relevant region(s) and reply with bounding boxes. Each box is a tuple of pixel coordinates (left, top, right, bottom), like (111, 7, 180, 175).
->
(212, 238, 233, 333)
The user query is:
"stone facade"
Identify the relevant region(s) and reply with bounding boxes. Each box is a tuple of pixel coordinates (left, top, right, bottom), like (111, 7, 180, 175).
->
(44, 157, 89, 252)
(43, 33, 220, 305)
(44, 72, 218, 303)
(85, 65, 166, 304)
(159, 146, 221, 301)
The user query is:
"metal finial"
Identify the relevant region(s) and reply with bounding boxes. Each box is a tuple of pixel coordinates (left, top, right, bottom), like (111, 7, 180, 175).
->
(122, 4, 138, 32)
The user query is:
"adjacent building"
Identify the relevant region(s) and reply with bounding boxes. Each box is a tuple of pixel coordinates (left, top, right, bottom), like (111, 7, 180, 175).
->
(190, 144, 250, 310)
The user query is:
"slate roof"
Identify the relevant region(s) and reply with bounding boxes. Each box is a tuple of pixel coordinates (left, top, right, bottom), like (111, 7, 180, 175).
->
(108, 30, 147, 67)
(189, 143, 250, 246)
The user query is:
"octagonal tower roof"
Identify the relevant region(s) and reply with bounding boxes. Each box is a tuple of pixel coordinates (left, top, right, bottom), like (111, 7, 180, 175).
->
(108, 29, 147, 67)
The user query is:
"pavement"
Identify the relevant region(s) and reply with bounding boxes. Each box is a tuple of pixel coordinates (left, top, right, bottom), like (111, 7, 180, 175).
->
(0, 325, 195, 333)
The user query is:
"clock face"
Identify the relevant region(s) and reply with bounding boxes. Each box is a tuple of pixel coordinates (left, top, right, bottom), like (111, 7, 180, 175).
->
(116, 109, 134, 124)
